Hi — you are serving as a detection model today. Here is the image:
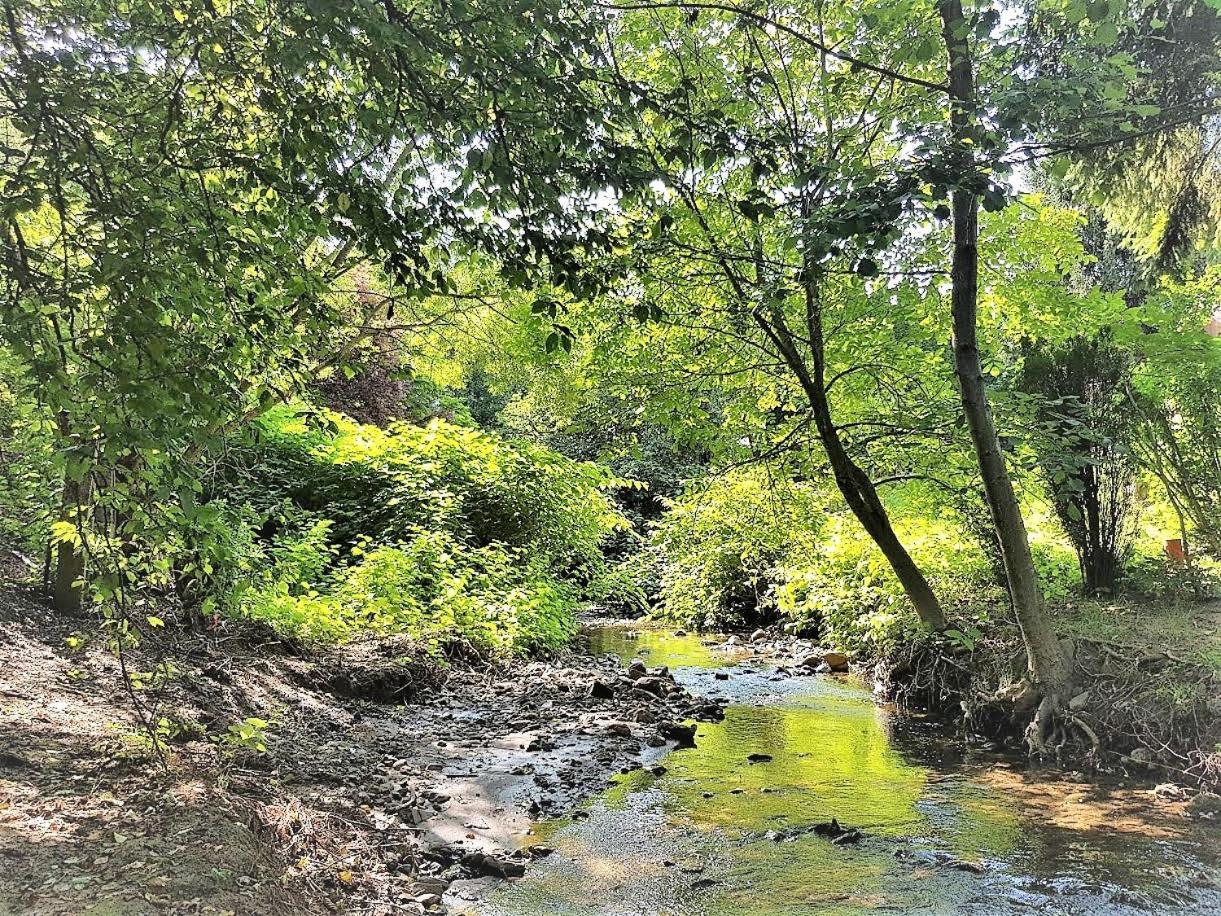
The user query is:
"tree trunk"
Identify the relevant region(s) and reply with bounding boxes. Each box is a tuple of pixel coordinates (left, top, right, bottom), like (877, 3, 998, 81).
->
(938, 0, 1070, 696)
(52, 473, 87, 614)
(754, 291, 947, 631)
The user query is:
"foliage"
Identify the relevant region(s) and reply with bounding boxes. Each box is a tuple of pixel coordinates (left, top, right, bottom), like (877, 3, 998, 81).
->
(1018, 335, 1139, 595)
(651, 466, 1003, 650)
(230, 405, 629, 569)
(242, 534, 579, 652)
(222, 717, 271, 755)
(653, 468, 826, 631)
(209, 405, 629, 651)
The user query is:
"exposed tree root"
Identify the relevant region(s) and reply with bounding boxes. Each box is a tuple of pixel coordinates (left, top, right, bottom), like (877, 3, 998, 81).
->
(878, 627, 1220, 789)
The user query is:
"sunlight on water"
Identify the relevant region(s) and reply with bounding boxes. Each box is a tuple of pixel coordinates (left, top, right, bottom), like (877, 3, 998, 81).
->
(468, 626, 1221, 915)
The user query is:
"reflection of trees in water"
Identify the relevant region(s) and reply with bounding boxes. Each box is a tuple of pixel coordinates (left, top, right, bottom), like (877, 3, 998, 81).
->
(667, 702, 928, 834)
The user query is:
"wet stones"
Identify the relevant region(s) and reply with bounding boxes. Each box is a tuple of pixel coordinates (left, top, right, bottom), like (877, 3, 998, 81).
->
(588, 679, 615, 700)
(800, 650, 849, 672)
(746, 753, 773, 764)
(659, 721, 697, 747)
(460, 851, 527, 879)
(632, 676, 669, 697)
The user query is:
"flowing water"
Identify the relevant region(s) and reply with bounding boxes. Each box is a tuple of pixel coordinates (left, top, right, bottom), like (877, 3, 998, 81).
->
(466, 625, 1221, 915)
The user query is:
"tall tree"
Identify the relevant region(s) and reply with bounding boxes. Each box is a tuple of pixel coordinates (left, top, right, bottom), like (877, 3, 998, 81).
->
(1, 0, 628, 611)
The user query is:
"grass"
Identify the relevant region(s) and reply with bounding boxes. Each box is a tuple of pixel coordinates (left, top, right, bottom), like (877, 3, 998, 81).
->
(1054, 598, 1221, 674)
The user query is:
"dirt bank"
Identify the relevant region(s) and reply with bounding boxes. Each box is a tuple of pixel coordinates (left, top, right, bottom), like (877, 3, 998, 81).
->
(0, 593, 722, 915)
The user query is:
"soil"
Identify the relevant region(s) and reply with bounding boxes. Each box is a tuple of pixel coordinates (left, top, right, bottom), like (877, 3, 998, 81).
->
(0, 591, 722, 915)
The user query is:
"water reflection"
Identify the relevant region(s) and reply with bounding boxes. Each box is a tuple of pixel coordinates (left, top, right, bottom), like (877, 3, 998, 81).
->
(469, 626, 1221, 915)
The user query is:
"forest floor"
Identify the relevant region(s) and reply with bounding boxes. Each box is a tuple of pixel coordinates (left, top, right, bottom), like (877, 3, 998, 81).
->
(0, 589, 722, 916)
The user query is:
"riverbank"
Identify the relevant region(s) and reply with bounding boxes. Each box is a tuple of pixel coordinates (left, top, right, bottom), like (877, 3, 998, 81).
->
(0, 593, 720, 915)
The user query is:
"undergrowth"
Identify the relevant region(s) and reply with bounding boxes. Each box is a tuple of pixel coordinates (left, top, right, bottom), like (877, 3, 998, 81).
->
(200, 404, 632, 654)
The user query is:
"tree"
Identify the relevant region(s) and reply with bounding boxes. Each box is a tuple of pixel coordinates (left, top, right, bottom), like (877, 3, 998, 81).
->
(1019, 337, 1138, 596)
(596, 0, 957, 629)
(1, 0, 628, 612)
(938, 0, 1072, 707)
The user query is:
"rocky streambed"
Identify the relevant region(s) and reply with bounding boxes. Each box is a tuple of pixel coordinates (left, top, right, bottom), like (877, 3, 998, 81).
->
(450, 623, 1221, 916)
(4, 599, 1220, 916)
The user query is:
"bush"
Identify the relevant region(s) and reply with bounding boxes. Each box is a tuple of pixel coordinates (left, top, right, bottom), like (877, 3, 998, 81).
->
(651, 468, 1002, 652)
(652, 468, 825, 631)
(206, 404, 630, 652)
(242, 532, 578, 652)
(226, 405, 627, 572)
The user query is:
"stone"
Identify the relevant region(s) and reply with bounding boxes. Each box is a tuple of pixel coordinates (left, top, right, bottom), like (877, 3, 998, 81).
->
(1068, 690, 1091, 711)
(799, 653, 823, 669)
(949, 860, 986, 874)
(750, 628, 767, 642)
(714, 672, 729, 681)
(633, 676, 668, 696)
(823, 652, 849, 672)
(627, 659, 648, 679)
(660, 721, 697, 747)
(461, 852, 526, 879)
(589, 679, 614, 700)
(746, 753, 773, 764)
(1129, 746, 1154, 765)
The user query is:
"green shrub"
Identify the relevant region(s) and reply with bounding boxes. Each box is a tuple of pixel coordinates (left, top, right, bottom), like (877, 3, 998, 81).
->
(208, 404, 625, 652)
(227, 405, 627, 571)
(241, 532, 578, 652)
(651, 468, 1002, 652)
(652, 468, 825, 630)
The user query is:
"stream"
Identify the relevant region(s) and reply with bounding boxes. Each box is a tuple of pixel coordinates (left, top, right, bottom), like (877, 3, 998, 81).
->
(460, 624, 1221, 914)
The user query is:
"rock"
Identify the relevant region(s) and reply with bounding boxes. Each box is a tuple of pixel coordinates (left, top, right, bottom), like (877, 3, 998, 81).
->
(812, 818, 843, 837)
(660, 721, 697, 747)
(1129, 746, 1155, 766)
(1153, 783, 1191, 801)
(714, 672, 729, 681)
(674, 629, 687, 636)
(649, 765, 667, 776)
(409, 879, 447, 896)
(588, 679, 615, 700)
(823, 651, 849, 672)
(461, 852, 526, 879)
(950, 860, 986, 874)
(832, 829, 864, 845)
(627, 659, 648, 679)
(1187, 792, 1221, 818)
(1068, 690, 1091, 711)
(746, 753, 773, 764)
(799, 653, 823, 669)
(725, 636, 739, 646)
(633, 676, 668, 696)
(750, 628, 767, 643)
(645, 734, 666, 748)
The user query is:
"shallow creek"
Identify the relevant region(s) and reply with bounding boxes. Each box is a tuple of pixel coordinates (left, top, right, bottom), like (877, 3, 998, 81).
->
(464, 625, 1221, 914)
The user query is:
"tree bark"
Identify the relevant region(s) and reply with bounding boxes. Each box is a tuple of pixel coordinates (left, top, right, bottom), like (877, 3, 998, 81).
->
(754, 290, 947, 631)
(938, 0, 1071, 695)
(51, 473, 87, 614)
